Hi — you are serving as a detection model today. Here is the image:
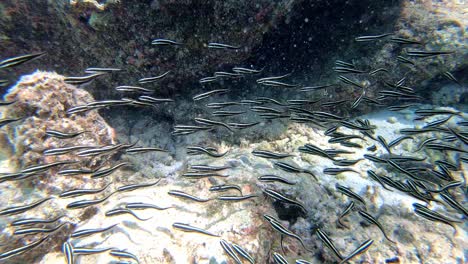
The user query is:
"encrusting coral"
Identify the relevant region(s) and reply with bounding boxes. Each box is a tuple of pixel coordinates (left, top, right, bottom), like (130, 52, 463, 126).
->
(2, 70, 116, 168)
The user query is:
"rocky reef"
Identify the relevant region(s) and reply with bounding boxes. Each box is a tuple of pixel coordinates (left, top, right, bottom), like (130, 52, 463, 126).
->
(0, 71, 116, 263)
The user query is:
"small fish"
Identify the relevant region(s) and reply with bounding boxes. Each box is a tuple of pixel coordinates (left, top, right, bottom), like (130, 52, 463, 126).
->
(255, 97, 287, 106)
(274, 162, 317, 180)
(209, 184, 242, 194)
(64, 72, 106, 85)
(115, 86, 154, 93)
(265, 214, 311, 252)
(117, 179, 160, 193)
(125, 202, 172, 210)
(76, 144, 123, 157)
(415, 108, 460, 117)
(396, 56, 415, 66)
(447, 127, 468, 145)
(227, 122, 260, 129)
(299, 144, 334, 160)
(336, 185, 366, 205)
(57, 168, 94, 176)
(0, 235, 49, 260)
(182, 172, 228, 178)
(66, 191, 116, 209)
(187, 146, 228, 157)
(91, 162, 130, 179)
(212, 110, 245, 117)
(14, 222, 67, 236)
(443, 71, 460, 86)
(296, 260, 312, 264)
(354, 33, 392, 42)
(434, 160, 458, 171)
(338, 75, 363, 88)
(189, 164, 230, 172)
(405, 49, 455, 57)
(300, 84, 334, 91)
(232, 67, 263, 74)
(105, 208, 151, 221)
(138, 71, 171, 84)
(125, 147, 168, 154)
(287, 99, 322, 106)
(377, 135, 391, 154)
(316, 228, 344, 260)
(366, 170, 393, 191)
(206, 101, 242, 109)
(339, 120, 373, 131)
(214, 71, 242, 78)
(321, 99, 348, 107)
(328, 135, 365, 143)
(199, 76, 218, 83)
(439, 192, 468, 217)
(263, 188, 307, 213)
(333, 66, 367, 74)
(207, 42, 240, 49)
(231, 243, 255, 264)
(259, 80, 298, 88)
(338, 239, 373, 264)
(332, 159, 362, 166)
(358, 210, 395, 243)
(220, 240, 242, 264)
(0, 197, 52, 216)
(252, 150, 292, 159)
(367, 145, 377, 152)
(45, 129, 88, 139)
(258, 175, 295, 185)
(272, 252, 289, 264)
(85, 67, 121, 73)
(423, 115, 452, 128)
(73, 247, 115, 255)
(59, 182, 112, 198)
(151, 39, 183, 45)
(324, 168, 359, 175)
(389, 37, 422, 45)
(335, 60, 355, 68)
(193, 89, 229, 101)
(425, 143, 467, 153)
(369, 68, 389, 75)
(413, 206, 459, 232)
(168, 190, 212, 202)
(217, 194, 258, 201)
(62, 241, 74, 264)
(11, 215, 64, 227)
(109, 249, 140, 263)
(0, 52, 46, 69)
(21, 160, 77, 174)
(172, 222, 219, 237)
(387, 104, 416, 111)
(351, 92, 365, 109)
(0, 100, 16, 106)
(71, 223, 118, 238)
(336, 201, 355, 228)
(195, 117, 233, 132)
(0, 117, 23, 128)
(251, 106, 283, 114)
(138, 96, 174, 104)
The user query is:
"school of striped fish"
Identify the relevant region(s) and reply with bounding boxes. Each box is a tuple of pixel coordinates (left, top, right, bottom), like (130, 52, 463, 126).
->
(0, 29, 466, 264)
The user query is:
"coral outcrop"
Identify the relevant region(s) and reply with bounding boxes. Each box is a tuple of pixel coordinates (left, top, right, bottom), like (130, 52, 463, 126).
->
(0, 71, 117, 263)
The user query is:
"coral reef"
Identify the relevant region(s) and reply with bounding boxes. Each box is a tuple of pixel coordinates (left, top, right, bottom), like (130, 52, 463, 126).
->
(1, 70, 116, 170)
(0, 71, 116, 263)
